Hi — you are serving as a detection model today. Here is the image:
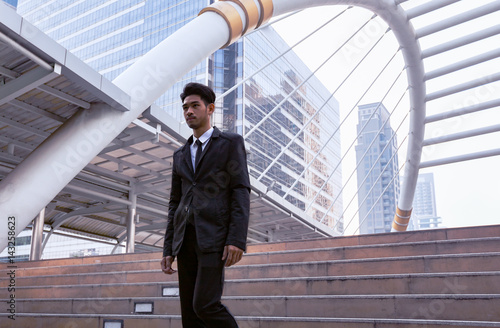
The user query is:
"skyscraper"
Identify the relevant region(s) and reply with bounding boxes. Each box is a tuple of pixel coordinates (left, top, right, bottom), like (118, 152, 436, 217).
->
(17, 0, 343, 231)
(413, 173, 442, 229)
(2, 0, 16, 8)
(355, 103, 400, 234)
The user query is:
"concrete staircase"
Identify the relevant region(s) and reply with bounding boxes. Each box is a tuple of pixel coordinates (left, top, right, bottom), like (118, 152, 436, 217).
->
(2, 225, 500, 327)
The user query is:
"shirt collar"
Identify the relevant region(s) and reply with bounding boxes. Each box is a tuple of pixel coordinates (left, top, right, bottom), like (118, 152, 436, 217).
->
(193, 127, 214, 145)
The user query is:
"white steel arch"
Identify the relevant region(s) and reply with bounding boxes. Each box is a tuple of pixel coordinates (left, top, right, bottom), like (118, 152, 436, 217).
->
(4, 0, 499, 251)
(0, 0, 423, 251)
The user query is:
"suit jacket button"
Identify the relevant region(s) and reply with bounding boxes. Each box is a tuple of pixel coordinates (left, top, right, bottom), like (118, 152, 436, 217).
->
(192, 182, 196, 186)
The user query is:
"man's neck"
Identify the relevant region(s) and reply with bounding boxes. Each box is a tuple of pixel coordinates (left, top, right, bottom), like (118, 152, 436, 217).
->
(193, 125, 211, 139)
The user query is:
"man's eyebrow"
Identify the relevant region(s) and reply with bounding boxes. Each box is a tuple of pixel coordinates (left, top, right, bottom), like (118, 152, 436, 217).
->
(183, 100, 201, 106)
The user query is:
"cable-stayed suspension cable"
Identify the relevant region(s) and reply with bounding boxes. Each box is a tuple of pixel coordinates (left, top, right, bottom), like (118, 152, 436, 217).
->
(284, 52, 405, 203)
(304, 48, 401, 213)
(257, 25, 392, 182)
(244, 13, 378, 140)
(216, 6, 352, 103)
(316, 69, 406, 226)
(245, 10, 304, 37)
(331, 93, 410, 231)
(353, 158, 407, 235)
(317, 87, 408, 226)
(343, 131, 408, 233)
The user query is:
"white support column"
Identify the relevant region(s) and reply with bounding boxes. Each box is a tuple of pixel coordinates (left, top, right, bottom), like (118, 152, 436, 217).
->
(126, 187, 137, 254)
(29, 208, 45, 261)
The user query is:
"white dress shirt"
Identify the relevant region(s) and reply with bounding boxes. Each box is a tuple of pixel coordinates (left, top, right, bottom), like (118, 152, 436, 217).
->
(190, 127, 214, 172)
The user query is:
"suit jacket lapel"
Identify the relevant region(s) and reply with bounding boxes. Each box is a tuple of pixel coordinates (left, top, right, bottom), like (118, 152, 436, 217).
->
(182, 136, 195, 175)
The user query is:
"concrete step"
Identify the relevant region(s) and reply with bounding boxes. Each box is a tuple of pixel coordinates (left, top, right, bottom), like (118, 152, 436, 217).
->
(1, 313, 499, 328)
(11, 271, 500, 299)
(245, 224, 500, 254)
(2, 237, 499, 281)
(10, 294, 500, 321)
(4, 224, 500, 271)
(229, 252, 500, 280)
(224, 271, 500, 296)
(5, 245, 500, 288)
(6, 251, 500, 295)
(240, 237, 500, 265)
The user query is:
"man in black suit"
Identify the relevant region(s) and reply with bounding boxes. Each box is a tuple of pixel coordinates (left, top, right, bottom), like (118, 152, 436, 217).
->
(161, 82, 250, 327)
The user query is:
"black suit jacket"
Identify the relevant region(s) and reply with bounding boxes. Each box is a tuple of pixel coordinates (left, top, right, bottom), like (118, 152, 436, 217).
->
(163, 127, 251, 257)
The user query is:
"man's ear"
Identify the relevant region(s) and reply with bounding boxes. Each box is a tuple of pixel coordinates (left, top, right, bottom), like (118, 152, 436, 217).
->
(207, 103, 215, 115)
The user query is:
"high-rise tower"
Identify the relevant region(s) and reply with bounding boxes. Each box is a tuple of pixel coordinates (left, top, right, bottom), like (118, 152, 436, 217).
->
(413, 173, 442, 229)
(355, 103, 400, 234)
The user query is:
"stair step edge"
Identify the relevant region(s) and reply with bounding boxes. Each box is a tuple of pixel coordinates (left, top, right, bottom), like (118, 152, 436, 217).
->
(10, 270, 500, 289)
(3, 236, 500, 271)
(2, 313, 500, 326)
(4, 250, 500, 279)
(6, 293, 500, 302)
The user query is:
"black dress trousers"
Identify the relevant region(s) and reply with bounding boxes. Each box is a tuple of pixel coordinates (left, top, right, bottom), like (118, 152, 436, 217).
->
(176, 223, 238, 328)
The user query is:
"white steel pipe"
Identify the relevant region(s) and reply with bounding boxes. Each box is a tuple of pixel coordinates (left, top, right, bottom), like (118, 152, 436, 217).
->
(422, 24, 500, 59)
(425, 98, 500, 123)
(426, 72, 500, 101)
(415, 1, 500, 38)
(420, 149, 500, 168)
(425, 48, 500, 81)
(126, 189, 137, 253)
(29, 208, 45, 261)
(0, 31, 53, 71)
(0, 11, 228, 250)
(405, 0, 460, 19)
(423, 124, 500, 146)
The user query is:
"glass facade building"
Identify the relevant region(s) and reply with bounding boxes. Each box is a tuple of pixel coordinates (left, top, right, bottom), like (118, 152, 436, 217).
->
(413, 173, 442, 229)
(355, 103, 400, 234)
(2, 0, 17, 8)
(17, 0, 343, 232)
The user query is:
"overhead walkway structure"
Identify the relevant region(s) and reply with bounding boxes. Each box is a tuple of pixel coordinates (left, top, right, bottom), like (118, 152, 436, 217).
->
(0, 1, 335, 258)
(1, 0, 500, 256)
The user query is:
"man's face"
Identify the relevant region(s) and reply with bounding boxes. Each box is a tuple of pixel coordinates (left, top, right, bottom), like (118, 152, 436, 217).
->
(182, 94, 213, 130)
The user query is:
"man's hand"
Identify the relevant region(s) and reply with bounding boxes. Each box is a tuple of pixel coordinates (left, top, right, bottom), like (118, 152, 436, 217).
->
(161, 256, 177, 274)
(222, 245, 244, 267)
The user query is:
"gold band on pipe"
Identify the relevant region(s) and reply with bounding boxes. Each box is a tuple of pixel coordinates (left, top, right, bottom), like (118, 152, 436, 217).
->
(199, 2, 243, 48)
(223, 0, 260, 35)
(256, 0, 274, 28)
(392, 207, 412, 232)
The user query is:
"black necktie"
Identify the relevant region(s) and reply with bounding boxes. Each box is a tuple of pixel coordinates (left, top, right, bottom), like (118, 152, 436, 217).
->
(195, 139, 203, 171)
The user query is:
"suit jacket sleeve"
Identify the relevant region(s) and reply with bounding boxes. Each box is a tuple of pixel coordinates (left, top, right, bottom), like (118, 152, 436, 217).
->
(225, 134, 251, 251)
(163, 153, 181, 257)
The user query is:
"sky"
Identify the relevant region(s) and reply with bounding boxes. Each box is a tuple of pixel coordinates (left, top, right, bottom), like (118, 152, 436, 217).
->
(271, 0, 500, 234)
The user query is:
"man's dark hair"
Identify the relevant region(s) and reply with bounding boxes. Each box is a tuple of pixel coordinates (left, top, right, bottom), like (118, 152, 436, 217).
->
(180, 82, 216, 105)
